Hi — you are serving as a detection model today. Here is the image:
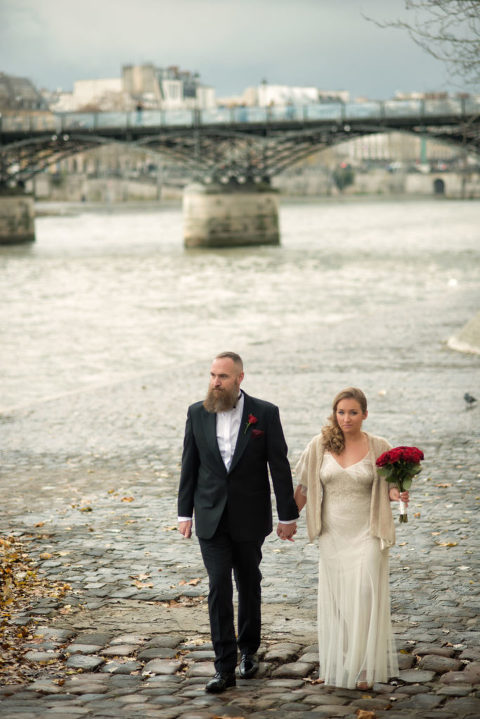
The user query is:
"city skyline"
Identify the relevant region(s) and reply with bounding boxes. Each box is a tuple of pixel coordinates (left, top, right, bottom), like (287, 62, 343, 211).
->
(0, 0, 470, 101)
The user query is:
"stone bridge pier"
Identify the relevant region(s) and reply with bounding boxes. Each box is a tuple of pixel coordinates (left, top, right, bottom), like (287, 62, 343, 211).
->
(183, 182, 280, 248)
(0, 192, 35, 245)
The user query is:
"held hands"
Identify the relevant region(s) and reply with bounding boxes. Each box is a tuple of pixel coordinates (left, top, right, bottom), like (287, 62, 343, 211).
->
(178, 520, 192, 538)
(277, 522, 297, 542)
(389, 487, 410, 507)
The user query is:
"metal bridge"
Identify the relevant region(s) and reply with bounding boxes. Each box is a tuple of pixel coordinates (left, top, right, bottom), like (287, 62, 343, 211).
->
(1, 97, 479, 187)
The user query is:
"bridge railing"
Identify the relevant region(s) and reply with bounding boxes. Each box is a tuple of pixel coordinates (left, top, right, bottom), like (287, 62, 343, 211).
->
(1, 97, 479, 134)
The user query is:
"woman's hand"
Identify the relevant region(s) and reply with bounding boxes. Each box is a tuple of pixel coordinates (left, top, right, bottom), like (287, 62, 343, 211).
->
(389, 487, 409, 506)
(294, 485, 307, 512)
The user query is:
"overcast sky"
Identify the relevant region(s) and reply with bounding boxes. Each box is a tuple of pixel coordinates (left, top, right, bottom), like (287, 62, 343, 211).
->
(0, 0, 464, 100)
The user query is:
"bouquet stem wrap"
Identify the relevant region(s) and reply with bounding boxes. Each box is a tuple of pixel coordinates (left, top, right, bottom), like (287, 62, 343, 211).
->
(375, 446, 424, 524)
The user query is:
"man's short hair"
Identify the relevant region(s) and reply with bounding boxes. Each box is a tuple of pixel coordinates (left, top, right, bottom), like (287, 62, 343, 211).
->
(215, 351, 243, 370)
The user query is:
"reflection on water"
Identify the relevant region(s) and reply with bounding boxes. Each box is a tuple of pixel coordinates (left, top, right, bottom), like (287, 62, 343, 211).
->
(1, 198, 479, 466)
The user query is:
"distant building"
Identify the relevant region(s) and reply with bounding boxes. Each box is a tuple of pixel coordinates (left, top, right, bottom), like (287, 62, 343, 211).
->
(122, 64, 161, 105)
(43, 89, 76, 112)
(72, 78, 126, 110)
(122, 63, 215, 109)
(0, 72, 48, 110)
(220, 83, 350, 108)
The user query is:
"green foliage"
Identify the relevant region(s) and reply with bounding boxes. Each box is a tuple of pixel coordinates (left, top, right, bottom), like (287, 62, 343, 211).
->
(332, 165, 355, 191)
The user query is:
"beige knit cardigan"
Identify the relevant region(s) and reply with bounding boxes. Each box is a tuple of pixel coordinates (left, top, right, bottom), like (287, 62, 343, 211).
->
(295, 432, 396, 549)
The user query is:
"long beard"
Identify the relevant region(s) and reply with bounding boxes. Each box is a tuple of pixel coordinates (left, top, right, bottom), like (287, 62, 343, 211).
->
(203, 385, 239, 413)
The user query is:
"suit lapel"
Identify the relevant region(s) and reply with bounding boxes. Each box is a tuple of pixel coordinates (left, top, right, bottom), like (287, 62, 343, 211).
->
(203, 408, 225, 469)
(228, 393, 253, 474)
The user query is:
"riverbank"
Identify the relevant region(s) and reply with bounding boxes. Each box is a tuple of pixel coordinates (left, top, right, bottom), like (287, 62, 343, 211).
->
(1, 197, 479, 716)
(1, 434, 479, 718)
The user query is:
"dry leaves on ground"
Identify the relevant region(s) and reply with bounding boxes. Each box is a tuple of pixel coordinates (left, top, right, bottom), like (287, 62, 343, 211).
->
(0, 535, 71, 684)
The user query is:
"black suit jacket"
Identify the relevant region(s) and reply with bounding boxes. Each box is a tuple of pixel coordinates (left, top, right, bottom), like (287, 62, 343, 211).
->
(178, 391, 299, 541)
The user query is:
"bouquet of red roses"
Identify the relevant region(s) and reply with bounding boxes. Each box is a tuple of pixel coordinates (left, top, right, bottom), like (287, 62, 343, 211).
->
(376, 446, 424, 523)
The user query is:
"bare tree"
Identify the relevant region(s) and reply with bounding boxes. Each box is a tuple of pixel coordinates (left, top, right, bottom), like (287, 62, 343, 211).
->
(366, 1, 480, 87)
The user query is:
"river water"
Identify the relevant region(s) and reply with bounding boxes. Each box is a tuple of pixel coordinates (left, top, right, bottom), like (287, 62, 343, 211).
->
(1, 197, 479, 479)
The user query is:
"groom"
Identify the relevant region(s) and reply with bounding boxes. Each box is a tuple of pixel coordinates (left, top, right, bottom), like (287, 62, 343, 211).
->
(178, 351, 298, 693)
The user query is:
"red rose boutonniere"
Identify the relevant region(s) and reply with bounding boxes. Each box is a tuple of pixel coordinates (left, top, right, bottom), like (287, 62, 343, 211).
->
(244, 414, 258, 434)
(376, 446, 424, 523)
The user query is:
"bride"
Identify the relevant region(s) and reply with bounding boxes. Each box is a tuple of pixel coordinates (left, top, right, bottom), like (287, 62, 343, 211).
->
(294, 387, 409, 689)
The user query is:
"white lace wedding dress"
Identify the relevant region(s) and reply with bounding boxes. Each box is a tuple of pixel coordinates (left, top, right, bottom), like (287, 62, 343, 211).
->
(315, 452, 398, 688)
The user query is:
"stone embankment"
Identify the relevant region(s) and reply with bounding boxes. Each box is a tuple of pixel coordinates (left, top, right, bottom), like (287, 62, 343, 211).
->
(1, 437, 479, 719)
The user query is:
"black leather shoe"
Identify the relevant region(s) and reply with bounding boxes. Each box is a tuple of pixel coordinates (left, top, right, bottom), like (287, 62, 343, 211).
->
(205, 672, 236, 693)
(239, 653, 259, 679)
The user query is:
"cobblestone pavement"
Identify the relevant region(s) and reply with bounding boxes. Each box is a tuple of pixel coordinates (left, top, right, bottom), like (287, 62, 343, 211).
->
(1, 420, 479, 718)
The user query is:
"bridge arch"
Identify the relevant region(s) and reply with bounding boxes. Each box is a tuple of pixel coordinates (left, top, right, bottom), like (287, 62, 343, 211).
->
(1, 99, 479, 187)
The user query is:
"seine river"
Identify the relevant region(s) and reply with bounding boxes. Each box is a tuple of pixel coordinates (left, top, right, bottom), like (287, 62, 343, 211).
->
(1, 197, 479, 477)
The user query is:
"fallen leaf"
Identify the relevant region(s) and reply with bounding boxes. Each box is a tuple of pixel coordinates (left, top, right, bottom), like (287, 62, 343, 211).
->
(187, 578, 201, 586)
(121, 497, 134, 502)
(303, 677, 325, 684)
(435, 483, 451, 488)
(436, 541, 458, 547)
(356, 711, 377, 719)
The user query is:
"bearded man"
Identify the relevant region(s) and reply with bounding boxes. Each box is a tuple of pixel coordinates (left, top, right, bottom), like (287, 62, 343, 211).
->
(178, 351, 298, 693)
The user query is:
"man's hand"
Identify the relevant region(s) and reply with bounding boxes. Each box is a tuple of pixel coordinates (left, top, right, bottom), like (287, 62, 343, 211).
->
(276, 522, 297, 542)
(178, 520, 192, 538)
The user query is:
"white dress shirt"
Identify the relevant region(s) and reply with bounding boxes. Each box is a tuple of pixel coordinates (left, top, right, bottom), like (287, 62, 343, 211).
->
(216, 392, 244, 471)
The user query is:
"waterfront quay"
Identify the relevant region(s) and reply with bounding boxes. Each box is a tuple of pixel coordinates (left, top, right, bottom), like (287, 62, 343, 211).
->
(1, 198, 479, 717)
(0, 410, 479, 719)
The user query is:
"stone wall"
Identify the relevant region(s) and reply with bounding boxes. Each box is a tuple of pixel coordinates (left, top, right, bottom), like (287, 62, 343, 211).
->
(273, 168, 480, 198)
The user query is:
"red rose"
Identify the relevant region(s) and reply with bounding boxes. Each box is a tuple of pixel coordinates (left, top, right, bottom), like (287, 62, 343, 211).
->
(244, 414, 259, 434)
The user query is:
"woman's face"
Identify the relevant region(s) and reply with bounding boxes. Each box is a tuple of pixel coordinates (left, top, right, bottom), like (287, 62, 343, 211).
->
(335, 398, 367, 435)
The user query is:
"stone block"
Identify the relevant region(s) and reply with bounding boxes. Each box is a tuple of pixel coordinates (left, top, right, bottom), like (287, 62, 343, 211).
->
(101, 644, 138, 657)
(271, 661, 314, 678)
(186, 661, 215, 677)
(24, 651, 60, 662)
(398, 669, 435, 683)
(68, 644, 104, 655)
(66, 655, 105, 671)
(418, 654, 463, 673)
(263, 643, 302, 662)
(444, 696, 480, 715)
(142, 659, 183, 675)
(397, 652, 415, 669)
(34, 627, 75, 643)
(138, 647, 176, 660)
(109, 633, 148, 645)
(414, 643, 455, 657)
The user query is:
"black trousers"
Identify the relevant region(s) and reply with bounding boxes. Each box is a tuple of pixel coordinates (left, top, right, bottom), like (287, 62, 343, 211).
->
(198, 513, 263, 674)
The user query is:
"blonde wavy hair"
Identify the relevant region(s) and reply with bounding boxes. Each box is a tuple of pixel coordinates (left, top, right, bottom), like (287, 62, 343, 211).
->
(321, 387, 368, 454)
